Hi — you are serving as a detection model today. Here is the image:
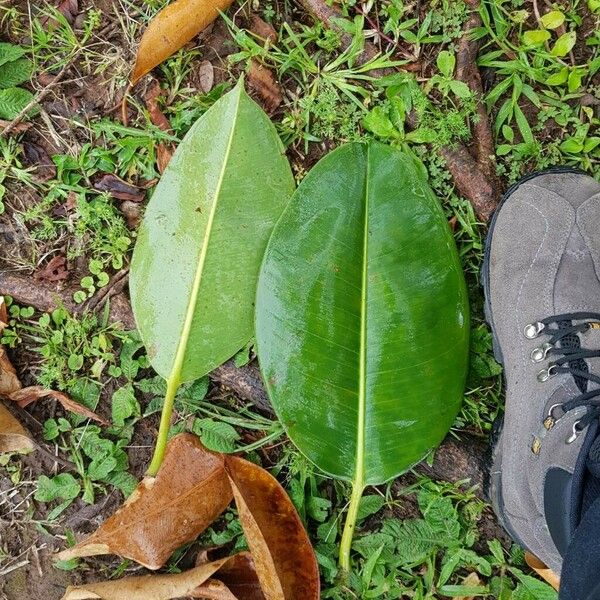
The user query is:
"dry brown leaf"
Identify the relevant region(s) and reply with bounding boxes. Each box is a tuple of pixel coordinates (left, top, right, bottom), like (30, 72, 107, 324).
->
(197, 60, 215, 93)
(193, 552, 266, 600)
(249, 15, 277, 44)
(57, 434, 233, 569)
(525, 552, 560, 591)
(0, 402, 34, 454)
(131, 0, 235, 86)
(225, 455, 320, 600)
(0, 346, 22, 396)
(455, 572, 483, 600)
(60, 554, 241, 600)
(9, 386, 108, 426)
(23, 142, 57, 182)
(247, 61, 282, 114)
(35, 255, 68, 282)
(144, 82, 175, 173)
(41, 0, 79, 28)
(94, 174, 146, 202)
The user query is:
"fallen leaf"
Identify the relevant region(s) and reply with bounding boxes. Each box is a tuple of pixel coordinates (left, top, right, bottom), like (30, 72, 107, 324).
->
(156, 144, 174, 174)
(60, 554, 243, 600)
(144, 82, 175, 173)
(225, 455, 320, 600)
(35, 255, 68, 282)
(131, 0, 235, 85)
(455, 572, 483, 600)
(194, 552, 266, 600)
(0, 402, 34, 453)
(0, 346, 21, 396)
(197, 60, 215, 93)
(525, 552, 560, 591)
(0, 119, 31, 135)
(23, 142, 57, 182)
(9, 386, 108, 426)
(249, 15, 277, 44)
(94, 174, 146, 202)
(0, 296, 7, 331)
(247, 61, 282, 113)
(57, 434, 233, 569)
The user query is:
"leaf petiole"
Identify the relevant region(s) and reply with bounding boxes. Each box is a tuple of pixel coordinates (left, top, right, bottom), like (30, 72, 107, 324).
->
(146, 376, 180, 477)
(339, 479, 365, 571)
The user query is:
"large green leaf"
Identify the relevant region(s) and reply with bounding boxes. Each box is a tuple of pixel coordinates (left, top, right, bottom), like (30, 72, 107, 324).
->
(130, 80, 295, 474)
(255, 142, 469, 564)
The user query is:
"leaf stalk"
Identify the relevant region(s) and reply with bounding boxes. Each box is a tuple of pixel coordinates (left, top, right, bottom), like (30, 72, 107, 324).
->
(339, 479, 364, 571)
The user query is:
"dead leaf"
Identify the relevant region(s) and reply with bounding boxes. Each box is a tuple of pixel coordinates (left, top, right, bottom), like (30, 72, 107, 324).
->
(0, 119, 31, 135)
(197, 60, 215, 93)
(525, 552, 560, 591)
(119, 201, 142, 229)
(455, 572, 483, 600)
(41, 0, 79, 27)
(249, 15, 277, 44)
(57, 434, 233, 569)
(131, 0, 235, 86)
(60, 554, 243, 600)
(23, 142, 57, 182)
(144, 82, 175, 173)
(9, 386, 108, 426)
(194, 552, 266, 600)
(225, 455, 320, 600)
(247, 61, 282, 114)
(94, 174, 146, 202)
(0, 296, 8, 332)
(0, 347, 22, 396)
(35, 255, 68, 282)
(0, 402, 34, 454)
(156, 144, 174, 174)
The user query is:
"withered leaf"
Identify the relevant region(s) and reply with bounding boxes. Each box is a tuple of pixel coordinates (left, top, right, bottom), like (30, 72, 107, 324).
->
(0, 297, 7, 332)
(197, 60, 215, 93)
(225, 455, 320, 600)
(9, 386, 108, 426)
(131, 0, 235, 86)
(57, 434, 233, 569)
(249, 15, 277, 44)
(144, 82, 175, 174)
(194, 552, 266, 600)
(23, 142, 57, 182)
(525, 552, 560, 591)
(41, 0, 79, 28)
(35, 255, 68, 282)
(0, 346, 22, 396)
(247, 61, 282, 114)
(94, 176, 144, 202)
(0, 402, 34, 454)
(60, 554, 243, 600)
(94, 174, 146, 202)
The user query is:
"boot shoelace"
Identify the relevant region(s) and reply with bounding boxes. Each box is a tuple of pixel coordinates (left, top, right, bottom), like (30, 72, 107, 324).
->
(524, 311, 600, 449)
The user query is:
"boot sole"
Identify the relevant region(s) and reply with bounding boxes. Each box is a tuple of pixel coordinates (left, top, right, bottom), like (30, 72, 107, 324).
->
(481, 166, 585, 547)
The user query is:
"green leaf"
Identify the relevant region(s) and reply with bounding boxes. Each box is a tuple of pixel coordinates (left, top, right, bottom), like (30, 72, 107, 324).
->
(510, 568, 558, 600)
(590, 0, 600, 12)
(546, 67, 569, 86)
(35, 474, 81, 502)
(568, 69, 584, 92)
(436, 50, 455, 78)
(111, 384, 139, 426)
(0, 87, 34, 119)
(551, 31, 576, 56)
(255, 142, 469, 564)
(540, 10, 565, 29)
(523, 29, 551, 46)
(0, 58, 33, 89)
(192, 418, 240, 453)
(130, 81, 294, 386)
(438, 584, 489, 597)
(449, 80, 472, 99)
(0, 43, 26, 67)
(88, 455, 118, 480)
(357, 494, 386, 520)
(560, 138, 584, 154)
(406, 127, 437, 144)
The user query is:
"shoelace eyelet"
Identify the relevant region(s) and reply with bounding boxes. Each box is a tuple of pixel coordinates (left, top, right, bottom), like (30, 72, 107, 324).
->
(567, 420, 583, 444)
(531, 342, 553, 363)
(537, 364, 558, 382)
(524, 322, 545, 339)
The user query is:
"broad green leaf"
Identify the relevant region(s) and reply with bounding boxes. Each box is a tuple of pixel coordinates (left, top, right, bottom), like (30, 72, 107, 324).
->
(35, 473, 81, 502)
(130, 81, 294, 383)
(523, 29, 551, 46)
(0, 43, 26, 68)
(255, 142, 469, 565)
(540, 10, 565, 29)
(551, 31, 576, 56)
(0, 87, 33, 119)
(546, 67, 569, 86)
(0, 58, 33, 89)
(436, 50, 455, 78)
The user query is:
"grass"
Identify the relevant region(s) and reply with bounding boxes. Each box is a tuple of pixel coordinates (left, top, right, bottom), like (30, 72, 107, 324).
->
(1, 0, 599, 597)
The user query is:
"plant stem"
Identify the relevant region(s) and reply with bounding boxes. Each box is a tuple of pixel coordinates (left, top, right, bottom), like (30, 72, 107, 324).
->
(146, 376, 180, 477)
(339, 479, 365, 571)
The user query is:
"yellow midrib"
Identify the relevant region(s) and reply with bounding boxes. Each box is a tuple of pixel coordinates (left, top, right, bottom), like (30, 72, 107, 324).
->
(355, 145, 369, 490)
(167, 84, 242, 387)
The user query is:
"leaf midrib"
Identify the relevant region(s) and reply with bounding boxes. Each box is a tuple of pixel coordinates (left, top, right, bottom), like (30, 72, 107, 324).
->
(168, 84, 243, 385)
(354, 145, 370, 489)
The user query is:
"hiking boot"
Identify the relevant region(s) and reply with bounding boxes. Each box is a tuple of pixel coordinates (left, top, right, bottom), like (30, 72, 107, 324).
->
(483, 168, 600, 573)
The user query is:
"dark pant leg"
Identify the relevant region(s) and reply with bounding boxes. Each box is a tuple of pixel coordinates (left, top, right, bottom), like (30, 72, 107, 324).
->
(560, 496, 600, 600)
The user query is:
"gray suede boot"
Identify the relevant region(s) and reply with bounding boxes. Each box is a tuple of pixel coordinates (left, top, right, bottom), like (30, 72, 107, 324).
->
(483, 169, 600, 573)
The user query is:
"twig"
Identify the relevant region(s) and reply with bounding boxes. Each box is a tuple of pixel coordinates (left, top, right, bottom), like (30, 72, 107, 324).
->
(1, 57, 77, 138)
